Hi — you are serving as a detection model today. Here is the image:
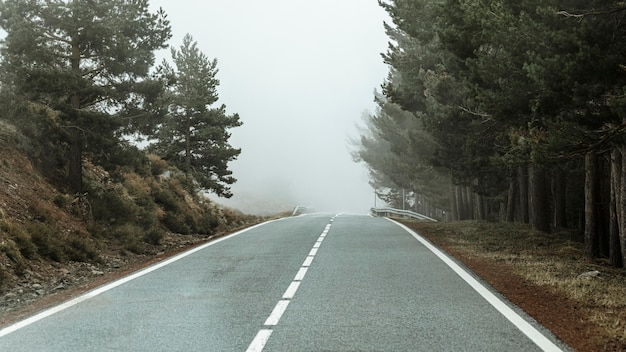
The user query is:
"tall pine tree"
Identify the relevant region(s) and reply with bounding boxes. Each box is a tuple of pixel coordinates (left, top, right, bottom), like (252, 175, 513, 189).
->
(150, 34, 242, 198)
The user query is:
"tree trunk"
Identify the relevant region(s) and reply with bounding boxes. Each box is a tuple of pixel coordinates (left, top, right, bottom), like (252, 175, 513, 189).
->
(552, 167, 567, 229)
(68, 127, 83, 194)
(185, 110, 192, 172)
(506, 174, 517, 222)
(529, 164, 551, 233)
(450, 183, 459, 221)
(610, 148, 623, 267)
(518, 165, 529, 223)
(620, 146, 626, 267)
(471, 179, 482, 220)
(476, 193, 484, 220)
(598, 155, 611, 258)
(465, 185, 474, 220)
(68, 40, 83, 194)
(455, 185, 465, 220)
(585, 152, 599, 258)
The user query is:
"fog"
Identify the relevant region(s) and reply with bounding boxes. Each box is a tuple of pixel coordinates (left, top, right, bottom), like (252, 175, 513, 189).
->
(146, 1, 389, 215)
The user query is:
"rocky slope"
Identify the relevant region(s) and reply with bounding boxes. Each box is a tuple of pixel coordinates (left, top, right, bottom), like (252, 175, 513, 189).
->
(0, 129, 261, 326)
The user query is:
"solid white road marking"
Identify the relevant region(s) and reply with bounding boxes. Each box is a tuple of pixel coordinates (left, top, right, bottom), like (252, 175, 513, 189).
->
(0, 220, 277, 338)
(264, 300, 290, 326)
(294, 267, 308, 281)
(388, 218, 564, 352)
(282, 282, 301, 299)
(246, 329, 273, 352)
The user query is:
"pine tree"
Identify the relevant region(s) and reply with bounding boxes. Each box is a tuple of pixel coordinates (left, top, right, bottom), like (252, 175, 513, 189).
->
(0, 0, 171, 193)
(150, 34, 242, 198)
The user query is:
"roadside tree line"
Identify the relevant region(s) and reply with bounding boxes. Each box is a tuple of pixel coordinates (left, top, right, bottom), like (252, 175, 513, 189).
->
(353, 0, 626, 268)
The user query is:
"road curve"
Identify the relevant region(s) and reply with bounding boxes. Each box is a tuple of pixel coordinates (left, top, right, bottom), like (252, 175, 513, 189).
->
(0, 213, 569, 351)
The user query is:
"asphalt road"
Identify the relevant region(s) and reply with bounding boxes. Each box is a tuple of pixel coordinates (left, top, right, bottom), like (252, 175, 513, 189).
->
(0, 213, 568, 351)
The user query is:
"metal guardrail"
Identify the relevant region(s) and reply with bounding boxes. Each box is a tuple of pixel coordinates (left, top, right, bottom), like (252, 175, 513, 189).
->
(292, 205, 315, 216)
(370, 207, 438, 222)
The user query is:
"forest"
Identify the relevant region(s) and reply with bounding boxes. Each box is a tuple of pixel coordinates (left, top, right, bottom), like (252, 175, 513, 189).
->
(353, 1, 626, 268)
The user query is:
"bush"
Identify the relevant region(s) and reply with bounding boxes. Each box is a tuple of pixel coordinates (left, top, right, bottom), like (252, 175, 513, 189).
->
(28, 223, 66, 262)
(67, 238, 99, 262)
(1, 220, 37, 259)
(148, 154, 168, 176)
(143, 228, 165, 245)
(153, 188, 180, 212)
(29, 201, 59, 223)
(88, 186, 137, 225)
(53, 194, 70, 208)
(1, 241, 26, 277)
(110, 224, 144, 254)
(162, 212, 191, 235)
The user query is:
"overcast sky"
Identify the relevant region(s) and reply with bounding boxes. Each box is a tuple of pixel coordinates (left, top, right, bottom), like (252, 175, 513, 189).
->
(147, 1, 390, 215)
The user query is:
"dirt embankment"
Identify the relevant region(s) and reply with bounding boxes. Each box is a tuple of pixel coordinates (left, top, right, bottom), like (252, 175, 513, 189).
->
(0, 138, 263, 327)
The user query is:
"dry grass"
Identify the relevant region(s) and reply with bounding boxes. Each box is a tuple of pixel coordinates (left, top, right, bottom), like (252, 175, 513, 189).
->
(406, 220, 626, 348)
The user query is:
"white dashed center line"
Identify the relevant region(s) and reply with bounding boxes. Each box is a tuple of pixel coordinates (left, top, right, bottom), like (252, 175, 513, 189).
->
(282, 282, 301, 299)
(302, 256, 314, 267)
(294, 267, 308, 281)
(245, 216, 336, 352)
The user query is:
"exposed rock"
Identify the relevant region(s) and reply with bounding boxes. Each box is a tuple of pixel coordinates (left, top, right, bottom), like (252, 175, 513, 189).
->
(577, 270, 601, 280)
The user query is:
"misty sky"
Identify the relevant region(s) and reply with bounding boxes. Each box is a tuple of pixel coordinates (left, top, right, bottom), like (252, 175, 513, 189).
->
(148, 1, 390, 215)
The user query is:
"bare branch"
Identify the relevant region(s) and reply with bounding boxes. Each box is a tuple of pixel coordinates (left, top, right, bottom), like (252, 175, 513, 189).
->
(556, 7, 626, 19)
(457, 105, 491, 118)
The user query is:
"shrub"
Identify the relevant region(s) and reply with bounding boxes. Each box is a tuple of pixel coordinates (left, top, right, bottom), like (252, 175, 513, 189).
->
(110, 224, 144, 254)
(153, 188, 180, 212)
(1, 243, 26, 277)
(29, 201, 59, 223)
(1, 220, 37, 260)
(88, 186, 137, 225)
(162, 212, 191, 235)
(53, 194, 70, 208)
(148, 154, 168, 176)
(143, 227, 165, 245)
(28, 223, 66, 262)
(67, 238, 99, 262)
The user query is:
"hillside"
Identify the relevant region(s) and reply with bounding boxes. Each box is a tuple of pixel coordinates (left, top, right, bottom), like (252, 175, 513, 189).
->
(0, 123, 263, 325)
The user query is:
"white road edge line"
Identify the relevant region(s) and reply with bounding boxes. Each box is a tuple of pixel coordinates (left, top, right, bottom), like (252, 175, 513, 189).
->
(246, 329, 273, 352)
(388, 218, 564, 352)
(0, 220, 277, 338)
(264, 300, 290, 326)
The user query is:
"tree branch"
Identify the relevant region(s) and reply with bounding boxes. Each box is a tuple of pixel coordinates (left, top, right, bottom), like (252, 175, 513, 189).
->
(457, 105, 491, 118)
(557, 7, 626, 19)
